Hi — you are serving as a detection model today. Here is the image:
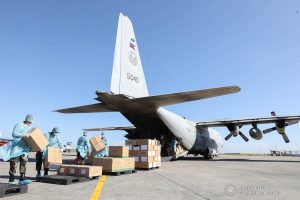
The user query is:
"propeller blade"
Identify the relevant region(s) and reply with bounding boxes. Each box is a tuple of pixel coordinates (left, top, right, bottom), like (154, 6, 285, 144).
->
(239, 131, 249, 142)
(286, 121, 298, 126)
(263, 127, 276, 134)
(281, 132, 290, 143)
(225, 133, 233, 141)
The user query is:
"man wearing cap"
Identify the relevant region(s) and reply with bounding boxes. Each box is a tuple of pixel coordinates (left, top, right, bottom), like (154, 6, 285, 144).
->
(76, 131, 91, 165)
(94, 132, 109, 158)
(36, 127, 64, 177)
(8, 114, 34, 185)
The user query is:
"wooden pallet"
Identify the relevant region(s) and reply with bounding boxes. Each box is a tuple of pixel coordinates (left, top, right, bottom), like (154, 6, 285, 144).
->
(102, 169, 137, 176)
(0, 183, 28, 198)
(37, 175, 99, 185)
(136, 166, 160, 171)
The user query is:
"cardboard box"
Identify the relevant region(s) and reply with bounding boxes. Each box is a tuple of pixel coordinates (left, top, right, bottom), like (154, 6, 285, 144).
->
(125, 140, 137, 146)
(94, 157, 135, 172)
(77, 166, 102, 177)
(134, 156, 140, 162)
(45, 147, 62, 168)
(154, 156, 161, 162)
(132, 145, 141, 151)
(129, 150, 137, 157)
(57, 165, 70, 175)
(135, 162, 153, 169)
(25, 128, 48, 152)
(136, 150, 155, 157)
(109, 146, 129, 157)
(155, 150, 161, 157)
(68, 165, 79, 176)
(141, 145, 154, 151)
(154, 145, 161, 151)
(90, 135, 105, 152)
(140, 156, 154, 162)
(136, 139, 155, 146)
(155, 140, 160, 146)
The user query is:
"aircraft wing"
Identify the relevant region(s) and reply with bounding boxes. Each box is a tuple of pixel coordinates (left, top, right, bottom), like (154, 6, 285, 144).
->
(196, 115, 300, 127)
(196, 114, 300, 143)
(83, 126, 136, 131)
(128, 85, 240, 107)
(55, 103, 117, 113)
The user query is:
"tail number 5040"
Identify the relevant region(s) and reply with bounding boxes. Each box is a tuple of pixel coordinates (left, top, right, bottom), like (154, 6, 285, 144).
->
(127, 73, 139, 83)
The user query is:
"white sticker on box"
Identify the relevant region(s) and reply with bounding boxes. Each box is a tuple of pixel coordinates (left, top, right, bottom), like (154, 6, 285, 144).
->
(81, 169, 86, 175)
(70, 169, 75, 174)
(133, 146, 140, 151)
(141, 157, 147, 162)
(128, 145, 133, 150)
(60, 168, 65, 173)
(141, 145, 147, 150)
(151, 151, 155, 156)
(134, 157, 139, 162)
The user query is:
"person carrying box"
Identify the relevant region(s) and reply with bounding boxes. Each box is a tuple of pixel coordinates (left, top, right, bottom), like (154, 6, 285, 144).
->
(94, 132, 109, 158)
(76, 131, 91, 164)
(7, 114, 34, 185)
(36, 127, 64, 177)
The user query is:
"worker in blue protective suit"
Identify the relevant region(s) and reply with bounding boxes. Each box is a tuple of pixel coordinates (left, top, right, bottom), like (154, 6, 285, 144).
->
(171, 137, 178, 157)
(94, 132, 109, 158)
(76, 131, 91, 165)
(8, 114, 34, 185)
(36, 127, 64, 177)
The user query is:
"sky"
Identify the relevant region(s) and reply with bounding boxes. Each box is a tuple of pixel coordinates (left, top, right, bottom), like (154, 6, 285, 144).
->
(0, 1, 299, 153)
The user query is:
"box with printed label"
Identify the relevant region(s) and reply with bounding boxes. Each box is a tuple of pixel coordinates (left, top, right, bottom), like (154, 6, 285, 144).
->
(77, 166, 102, 177)
(57, 165, 71, 175)
(68, 165, 79, 176)
(140, 156, 154, 162)
(140, 145, 154, 151)
(132, 145, 141, 151)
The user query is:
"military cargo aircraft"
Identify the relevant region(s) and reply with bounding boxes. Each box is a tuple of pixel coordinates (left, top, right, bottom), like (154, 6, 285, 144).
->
(56, 13, 300, 159)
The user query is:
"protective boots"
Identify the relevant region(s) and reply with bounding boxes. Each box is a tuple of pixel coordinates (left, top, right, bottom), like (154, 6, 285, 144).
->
(8, 174, 15, 184)
(19, 173, 31, 185)
(44, 168, 49, 176)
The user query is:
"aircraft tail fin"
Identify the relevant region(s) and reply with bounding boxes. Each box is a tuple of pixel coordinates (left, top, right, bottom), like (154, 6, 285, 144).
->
(110, 13, 149, 98)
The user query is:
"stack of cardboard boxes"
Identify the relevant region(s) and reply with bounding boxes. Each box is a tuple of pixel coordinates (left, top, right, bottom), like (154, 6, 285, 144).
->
(57, 164, 102, 178)
(125, 139, 161, 169)
(93, 146, 135, 172)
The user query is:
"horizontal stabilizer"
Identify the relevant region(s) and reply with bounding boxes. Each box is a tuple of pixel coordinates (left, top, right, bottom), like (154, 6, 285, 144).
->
(128, 85, 240, 108)
(83, 126, 136, 131)
(55, 103, 116, 114)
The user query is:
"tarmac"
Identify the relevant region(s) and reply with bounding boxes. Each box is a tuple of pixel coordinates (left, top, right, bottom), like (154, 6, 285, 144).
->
(0, 153, 299, 200)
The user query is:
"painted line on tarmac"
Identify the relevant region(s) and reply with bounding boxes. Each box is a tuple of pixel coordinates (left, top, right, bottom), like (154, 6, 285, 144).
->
(153, 172, 210, 200)
(90, 175, 106, 200)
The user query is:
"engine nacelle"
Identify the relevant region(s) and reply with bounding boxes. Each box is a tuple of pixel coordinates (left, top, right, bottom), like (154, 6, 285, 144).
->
(230, 126, 239, 137)
(249, 127, 263, 140)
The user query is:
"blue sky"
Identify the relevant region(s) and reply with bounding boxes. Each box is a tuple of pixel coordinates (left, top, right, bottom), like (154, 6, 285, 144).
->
(0, 1, 299, 153)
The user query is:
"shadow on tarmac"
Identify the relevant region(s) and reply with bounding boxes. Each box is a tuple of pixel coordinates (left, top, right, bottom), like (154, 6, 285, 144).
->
(177, 156, 300, 163)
